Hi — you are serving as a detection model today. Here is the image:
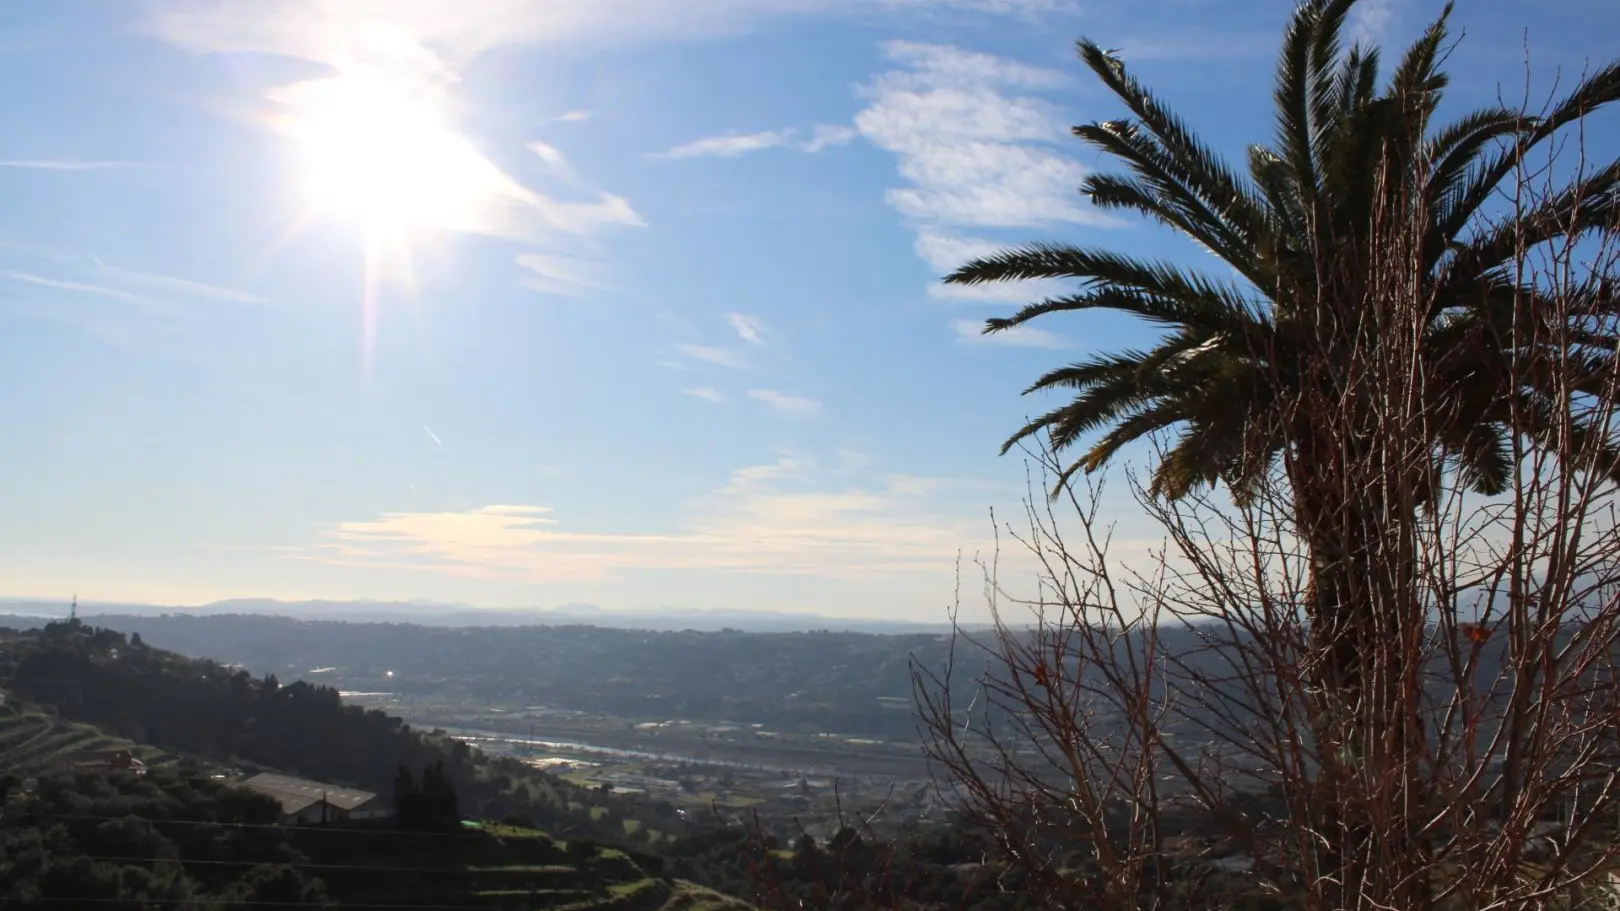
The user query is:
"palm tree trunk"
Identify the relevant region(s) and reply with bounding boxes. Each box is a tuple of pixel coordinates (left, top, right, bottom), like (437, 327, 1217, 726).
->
(1291, 431, 1433, 911)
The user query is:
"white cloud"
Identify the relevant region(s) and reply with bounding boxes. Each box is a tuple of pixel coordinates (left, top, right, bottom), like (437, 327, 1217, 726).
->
(527, 141, 583, 185)
(299, 452, 990, 583)
(551, 109, 592, 123)
(684, 386, 726, 403)
(514, 252, 607, 297)
(953, 316, 1067, 348)
(657, 129, 797, 159)
(804, 124, 858, 152)
(748, 389, 823, 418)
(929, 280, 1058, 304)
(853, 41, 1107, 307)
(0, 160, 134, 170)
(678, 343, 747, 369)
(727, 312, 765, 345)
(916, 229, 1068, 302)
(913, 229, 1006, 272)
(855, 44, 1085, 221)
(875, 40, 1070, 91)
(1347, 0, 1394, 46)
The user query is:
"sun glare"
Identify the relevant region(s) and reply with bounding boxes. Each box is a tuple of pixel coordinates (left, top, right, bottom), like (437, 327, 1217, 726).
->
(279, 70, 508, 239)
(267, 63, 539, 371)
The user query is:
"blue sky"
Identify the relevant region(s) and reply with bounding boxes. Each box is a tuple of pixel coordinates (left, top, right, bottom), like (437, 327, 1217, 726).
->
(0, 0, 1611, 620)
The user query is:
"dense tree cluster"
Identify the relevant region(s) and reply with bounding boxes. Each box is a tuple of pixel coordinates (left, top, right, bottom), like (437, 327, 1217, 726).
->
(391, 762, 460, 832)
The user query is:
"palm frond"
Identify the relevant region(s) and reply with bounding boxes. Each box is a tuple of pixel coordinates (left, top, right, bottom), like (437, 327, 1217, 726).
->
(1074, 41, 1269, 256)
(1275, 0, 1327, 212)
(984, 286, 1266, 341)
(1432, 61, 1620, 243)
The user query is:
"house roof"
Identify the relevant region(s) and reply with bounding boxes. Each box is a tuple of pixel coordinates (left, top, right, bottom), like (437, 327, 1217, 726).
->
(243, 772, 379, 813)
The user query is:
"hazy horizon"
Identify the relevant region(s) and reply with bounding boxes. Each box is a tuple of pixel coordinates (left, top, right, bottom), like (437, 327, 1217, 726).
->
(0, 594, 978, 633)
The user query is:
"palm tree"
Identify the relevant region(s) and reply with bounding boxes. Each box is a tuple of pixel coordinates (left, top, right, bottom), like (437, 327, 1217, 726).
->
(951, 0, 1619, 667)
(948, 1, 1619, 903)
(951, 0, 1618, 505)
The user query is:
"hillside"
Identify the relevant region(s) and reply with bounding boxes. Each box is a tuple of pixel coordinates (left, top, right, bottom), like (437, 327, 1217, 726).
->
(0, 620, 692, 847)
(2, 613, 965, 738)
(0, 620, 760, 909)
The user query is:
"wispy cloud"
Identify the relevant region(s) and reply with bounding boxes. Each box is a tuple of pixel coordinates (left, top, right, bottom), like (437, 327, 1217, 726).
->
(748, 389, 823, 418)
(550, 110, 592, 123)
(0, 262, 268, 356)
(684, 386, 726, 403)
(515, 252, 607, 298)
(657, 124, 858, 159)
(0, 160, 135, 171)
(97, 265, 268, 304)
(952, 316, 1067, 348)
(677, 343, 747, 369)
(657, 129, 798, 159)
(297, 452, 990, 583)
(1, 271, 171, 312)
(727, 313, 766, 345)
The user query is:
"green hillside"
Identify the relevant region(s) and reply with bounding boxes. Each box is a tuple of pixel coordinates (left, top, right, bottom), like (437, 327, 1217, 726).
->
(0, 620, 754, 910)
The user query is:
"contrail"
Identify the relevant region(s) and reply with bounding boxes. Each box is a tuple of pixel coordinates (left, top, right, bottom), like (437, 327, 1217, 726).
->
(424, 425, 443, 446)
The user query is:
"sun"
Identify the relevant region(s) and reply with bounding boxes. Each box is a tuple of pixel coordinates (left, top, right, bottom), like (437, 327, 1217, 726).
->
(267, 65, 534, 369)
(277, 69, 508, 240)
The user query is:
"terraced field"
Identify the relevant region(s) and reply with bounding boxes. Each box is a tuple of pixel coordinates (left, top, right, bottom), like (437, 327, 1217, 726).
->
(288, 822, 724, 910)
(0, 707, 176, 774)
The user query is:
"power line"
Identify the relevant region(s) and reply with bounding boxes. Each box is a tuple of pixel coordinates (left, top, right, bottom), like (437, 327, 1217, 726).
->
(42, 855, 578, 876)
(19, 814, 542, 842)
(12, 897, 594, 910)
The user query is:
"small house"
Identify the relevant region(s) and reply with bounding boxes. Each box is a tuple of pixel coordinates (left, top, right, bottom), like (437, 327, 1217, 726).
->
(54, 749, 147, 776)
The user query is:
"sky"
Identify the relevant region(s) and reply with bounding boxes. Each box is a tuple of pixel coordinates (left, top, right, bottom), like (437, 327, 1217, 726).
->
(0, 0, 1612, 621)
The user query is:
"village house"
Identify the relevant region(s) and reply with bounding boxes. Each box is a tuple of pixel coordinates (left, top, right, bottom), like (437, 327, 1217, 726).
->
(241, 772, 392, 825)
(54, 749, 146, 776)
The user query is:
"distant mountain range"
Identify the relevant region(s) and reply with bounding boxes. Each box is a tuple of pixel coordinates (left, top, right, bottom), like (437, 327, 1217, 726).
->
(0, 597, 976, 634)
